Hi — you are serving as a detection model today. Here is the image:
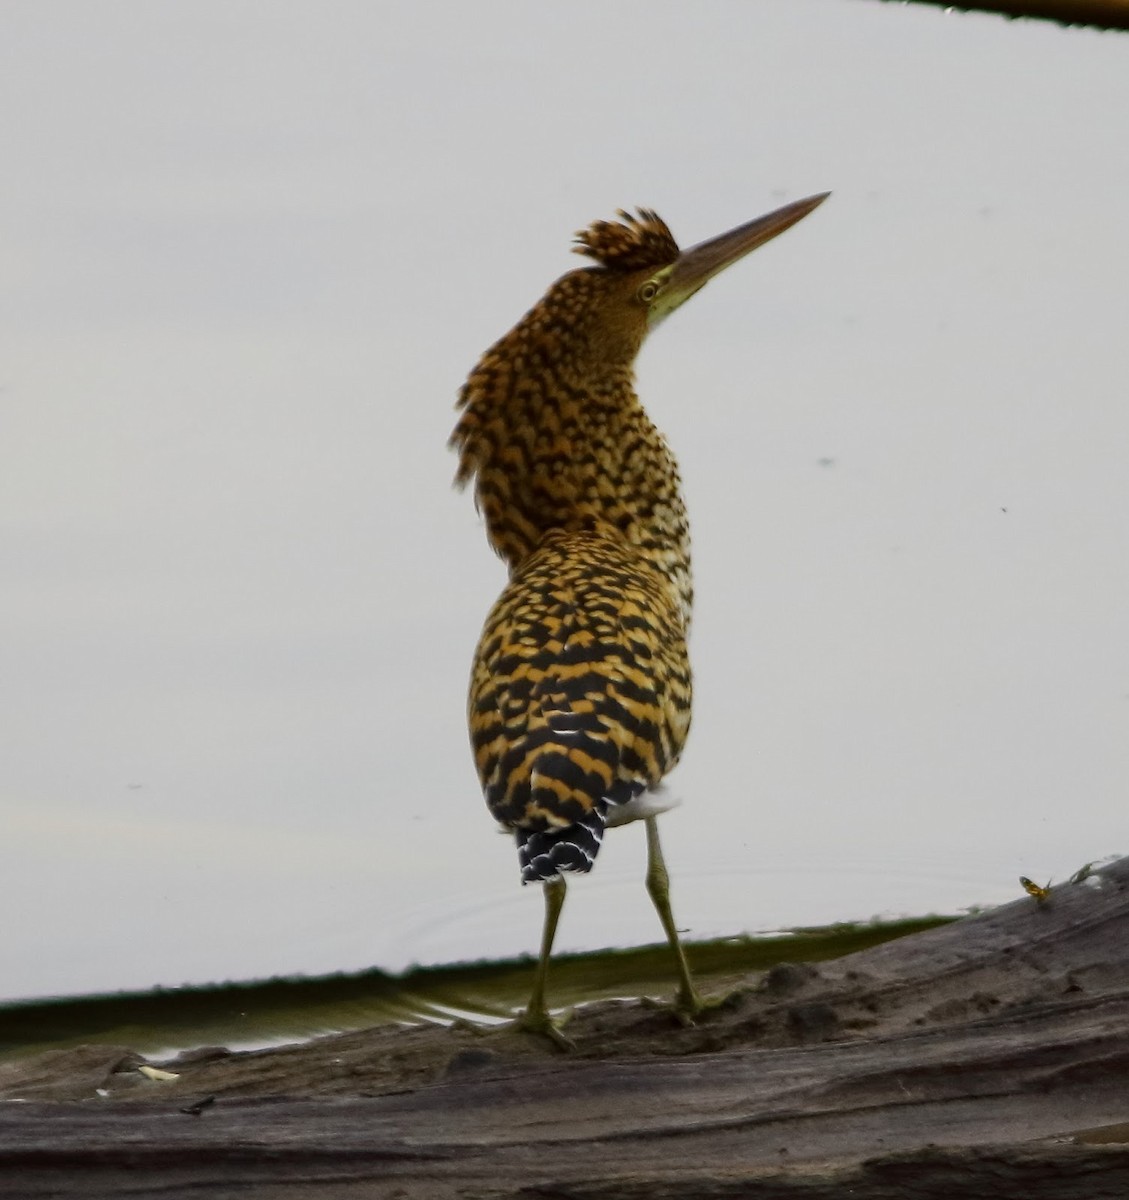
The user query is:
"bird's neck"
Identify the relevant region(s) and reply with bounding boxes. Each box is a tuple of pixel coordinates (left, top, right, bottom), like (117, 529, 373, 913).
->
(453, 354, 693, 623)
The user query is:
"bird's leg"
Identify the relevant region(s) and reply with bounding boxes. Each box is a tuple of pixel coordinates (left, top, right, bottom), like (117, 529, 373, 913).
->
(644, 816, 704, 1020)
(516, 875, 574, 1050)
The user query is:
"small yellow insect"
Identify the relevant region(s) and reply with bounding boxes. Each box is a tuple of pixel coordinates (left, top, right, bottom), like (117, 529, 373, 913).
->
(1019, 876, 1052, 905)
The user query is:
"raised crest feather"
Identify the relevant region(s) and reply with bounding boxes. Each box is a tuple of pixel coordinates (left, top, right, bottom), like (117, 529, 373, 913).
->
(573, 208, 681, 272)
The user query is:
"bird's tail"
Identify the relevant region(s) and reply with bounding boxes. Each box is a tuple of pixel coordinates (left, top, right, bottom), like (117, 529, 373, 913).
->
(517, 800, 608, 884)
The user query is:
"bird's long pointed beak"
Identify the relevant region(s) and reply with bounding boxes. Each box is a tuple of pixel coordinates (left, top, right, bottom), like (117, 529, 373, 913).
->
(650, 192, 830, 327)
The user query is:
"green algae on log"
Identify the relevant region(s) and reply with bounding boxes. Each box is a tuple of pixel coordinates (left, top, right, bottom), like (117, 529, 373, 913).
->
(0, 915, 951, 1059)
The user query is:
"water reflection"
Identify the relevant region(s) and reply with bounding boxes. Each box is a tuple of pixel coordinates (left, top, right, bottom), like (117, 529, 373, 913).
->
(0, 915, 951, 1062)
(387, 848, 1019, 974)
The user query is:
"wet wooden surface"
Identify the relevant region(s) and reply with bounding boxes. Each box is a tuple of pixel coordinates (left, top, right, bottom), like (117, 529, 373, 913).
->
(3, 857, 1129, 1198)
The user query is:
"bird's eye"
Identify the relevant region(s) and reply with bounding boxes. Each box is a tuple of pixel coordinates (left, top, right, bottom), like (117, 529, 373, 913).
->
(637, 280, 660, 304)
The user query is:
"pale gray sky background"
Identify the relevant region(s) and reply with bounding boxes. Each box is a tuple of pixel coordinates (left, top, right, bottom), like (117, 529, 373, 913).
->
(2, 1, 1126, 1002)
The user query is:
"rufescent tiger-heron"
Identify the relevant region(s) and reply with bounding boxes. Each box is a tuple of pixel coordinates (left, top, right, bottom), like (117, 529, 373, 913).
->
(451, 193, 829, 1046)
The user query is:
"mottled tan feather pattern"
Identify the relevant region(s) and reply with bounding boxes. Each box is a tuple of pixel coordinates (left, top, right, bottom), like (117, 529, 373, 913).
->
(452, 209, 693, 880)
(470, 529, 691, 832)
(450, 246, 693, 622)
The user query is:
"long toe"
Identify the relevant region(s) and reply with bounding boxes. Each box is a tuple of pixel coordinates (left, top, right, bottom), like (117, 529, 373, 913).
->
(644, 987, 731, 1027)
(515, 1005, 575, 1052)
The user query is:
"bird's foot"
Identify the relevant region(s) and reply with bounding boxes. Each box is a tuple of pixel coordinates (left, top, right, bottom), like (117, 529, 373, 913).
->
(513, 1005, 575, 1052)
(643, 987, 731, 1027)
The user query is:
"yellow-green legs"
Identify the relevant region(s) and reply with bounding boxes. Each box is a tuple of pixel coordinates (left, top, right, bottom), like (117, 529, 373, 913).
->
(645, 816, 703, 1019)
(516, 820, 701, 1046)
(516, 875, 574, 1050)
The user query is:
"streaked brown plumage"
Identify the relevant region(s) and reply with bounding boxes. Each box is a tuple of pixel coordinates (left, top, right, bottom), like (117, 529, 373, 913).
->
(452, 195, 828, 1043)
(453, 209, 692, 622)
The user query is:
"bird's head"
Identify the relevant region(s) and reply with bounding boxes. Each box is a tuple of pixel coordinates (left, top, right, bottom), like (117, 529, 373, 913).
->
(541, 193, 830, 370)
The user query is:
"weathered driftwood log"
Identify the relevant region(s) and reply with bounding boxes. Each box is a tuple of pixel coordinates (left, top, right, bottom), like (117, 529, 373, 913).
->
(2, 856, 1128, 1198)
